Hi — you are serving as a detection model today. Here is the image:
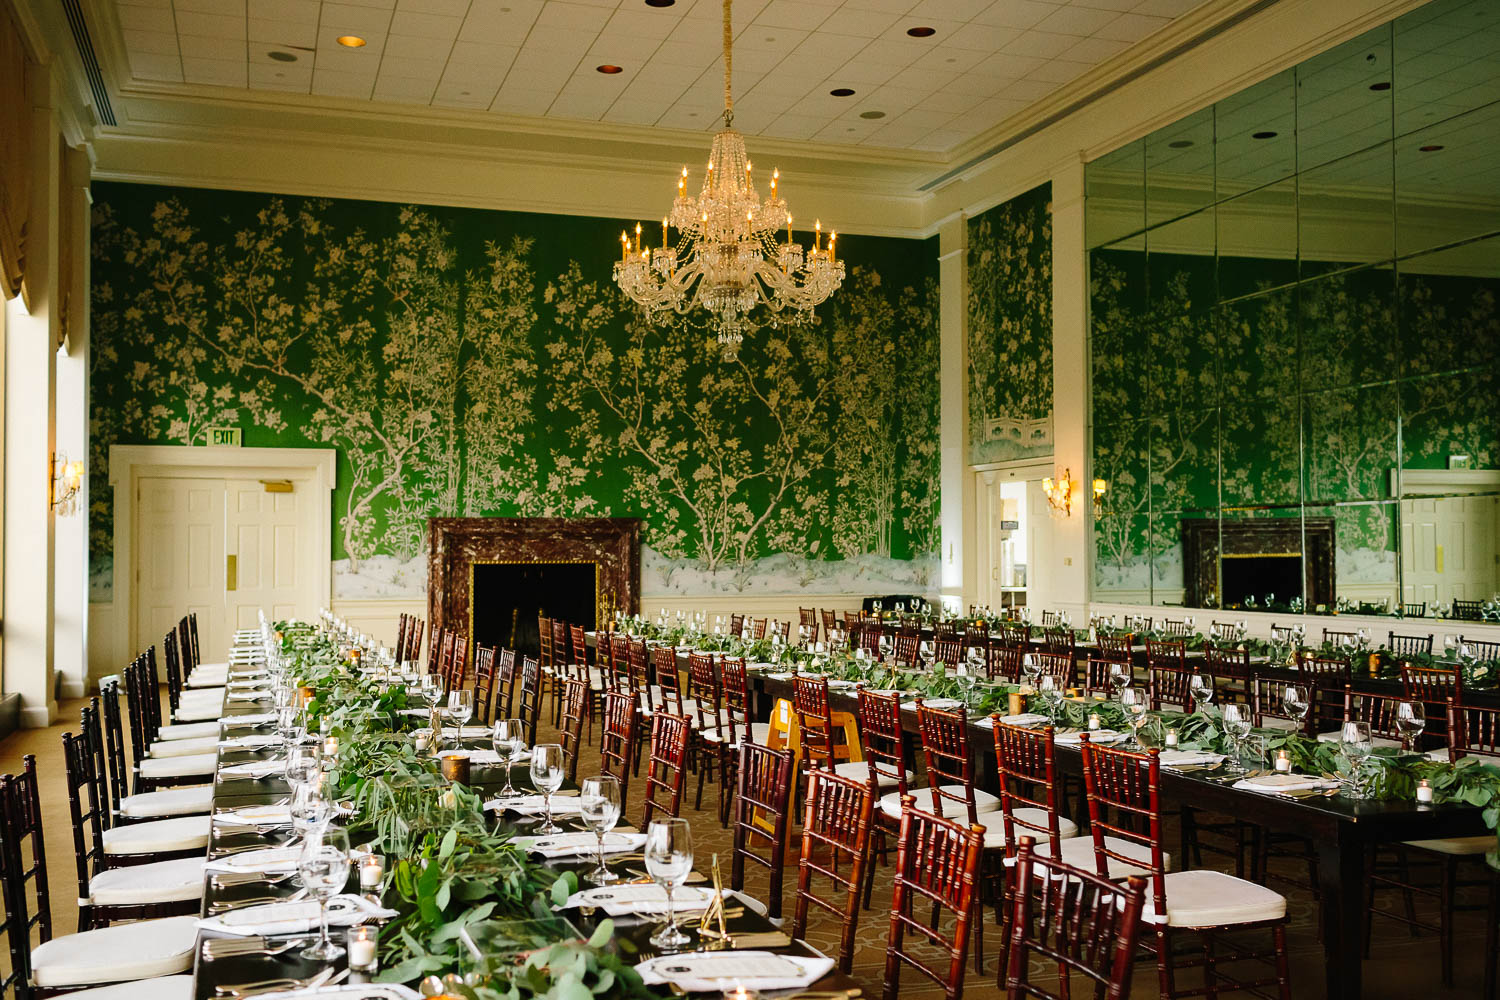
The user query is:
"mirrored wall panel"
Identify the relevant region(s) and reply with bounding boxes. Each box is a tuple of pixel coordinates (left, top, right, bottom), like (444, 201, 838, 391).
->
(1087, 0, 1500, 620)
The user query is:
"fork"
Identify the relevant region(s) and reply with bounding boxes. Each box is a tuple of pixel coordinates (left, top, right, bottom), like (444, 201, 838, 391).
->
(213, 870, 295, 888)
(201, 937, 305, 961)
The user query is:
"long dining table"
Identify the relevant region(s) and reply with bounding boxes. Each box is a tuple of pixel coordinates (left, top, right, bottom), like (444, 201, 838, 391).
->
(747, 671, 1487, 1000)
(193, 644, 861, 1000)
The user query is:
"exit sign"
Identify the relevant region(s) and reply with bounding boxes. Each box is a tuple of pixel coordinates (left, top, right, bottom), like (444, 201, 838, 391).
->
(208, 427, 242, 447)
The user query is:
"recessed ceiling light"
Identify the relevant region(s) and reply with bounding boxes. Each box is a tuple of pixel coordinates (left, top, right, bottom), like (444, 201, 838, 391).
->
(859, 110, 885, 119)
(1369, 81, 1391, 91)
(830, 87, 855, 97)
(1419, 144, 1444, 152)
(1168, 139, 1193, 148)
(906, 26, 936, 37)
(268, 50, 297, 62)
(1252, 130, 1278, 139)
(645, 0, 675, 5)
(596, 64, 624, 74)
(336, 35, 366, 48)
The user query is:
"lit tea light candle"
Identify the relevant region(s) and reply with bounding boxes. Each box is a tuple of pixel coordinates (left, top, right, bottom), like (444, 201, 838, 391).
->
(413, 732, 430, 753)
(346, 925, 378, 972)
(1165, 728, 1179, 747)
(1416, 779, 1433, 803)
(1088, 713, 1101, 731)
(359, 853, 384, 889)
(1274, 750, 1291, 773)
(323, 735, 339, 758)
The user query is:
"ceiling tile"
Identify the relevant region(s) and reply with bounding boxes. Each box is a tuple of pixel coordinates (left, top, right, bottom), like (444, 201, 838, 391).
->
(384, 32, 458, 59)
(790, 31, 868, 65)
(1131, 0, 1204, 15)
(378, 54, 445, 79)
(122, 29, 181, 55)
(335, 0, 397, 8)
(537, 2, 613, 30)
(973, 0, 1059, 31)
(397, 0, 472, 14)
(601, 101, 666, 125)
(176, 0, 246, 15)
(815, 7, 899, 37)
(175, 10, 248, 37)
(1025, 57, 1091, 83)
(248, 0, 319, 16)
(754, 1, 835, 32)
(1003, 30, 1076, 59)
(842, 0, 916, 12)
(321, 3, 396, 33)
(128, 51, 184, 80)
(976, 51, 1047, 77)
(856, 36, 922, 65)
(373, 74, 438, 101)
(249, 66, 313, 91)
(939, 23, 1023, 52)
(548, 91, 614, 120)
(911, 127, 964, 150)
(941, 71, 1014, 97)
(432, 82, 498, 108)
(389, 10, 461, 37)
(833, 56, 908, 85)
(916, 88, 981, 114)
(441, 59, 511, 87)
(449, 40, 517, 65)
(116, 3, 179, 32)
(181, 57, 248, 86)
(652, 40, 722, 68)
(1060, 35, 1130, 63)
(117, 0, 172, 7)
(524, 25, 595, 53)
(814, 117, 881, 142)
(1033, 4, 1117, 35)
(312, 67, 378, 97)
(762, 111, 827, 139)
(250, 18, 319, 46)
(1096, 11, 1169, 43)
(605, 8, 678, 39)
(179, 34, 249, 60)
(491, 86, 556, 114)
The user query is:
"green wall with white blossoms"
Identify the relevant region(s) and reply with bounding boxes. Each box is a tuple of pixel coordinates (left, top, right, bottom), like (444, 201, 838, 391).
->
(89, 183, 940, 601)
(966, 183, 1053, 466)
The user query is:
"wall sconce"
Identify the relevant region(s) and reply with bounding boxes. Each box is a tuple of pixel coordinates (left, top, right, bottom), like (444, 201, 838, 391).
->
(1092, 477, 1108, 508)
(1042, 468, 1076, 517)
(50, 453, 85, 516)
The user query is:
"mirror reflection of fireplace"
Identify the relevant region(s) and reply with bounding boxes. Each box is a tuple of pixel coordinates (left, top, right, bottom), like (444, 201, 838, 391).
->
(1220, 554, 1304, 608)
(471, 562, 596, 661)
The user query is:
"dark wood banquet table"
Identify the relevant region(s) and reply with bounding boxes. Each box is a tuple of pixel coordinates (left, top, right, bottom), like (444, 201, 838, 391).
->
(749, 673, 1488, 1000)
(195, 696, 859, 1000)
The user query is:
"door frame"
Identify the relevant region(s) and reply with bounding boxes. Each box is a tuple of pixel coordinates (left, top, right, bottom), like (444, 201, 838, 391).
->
(973, 460, 1055, 611)
(109, 444, 337, 670)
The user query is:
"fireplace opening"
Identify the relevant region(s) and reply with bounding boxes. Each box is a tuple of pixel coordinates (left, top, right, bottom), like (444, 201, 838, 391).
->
(471, 562, 596, 661)
(1220, 554, 1303, 608)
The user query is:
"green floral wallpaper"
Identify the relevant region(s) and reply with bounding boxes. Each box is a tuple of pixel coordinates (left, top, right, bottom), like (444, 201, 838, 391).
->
(967, 183, 1052, 466)
(89, 183, 939, 600)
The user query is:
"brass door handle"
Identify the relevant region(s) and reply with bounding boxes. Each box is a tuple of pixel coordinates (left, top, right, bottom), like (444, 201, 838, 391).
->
(227, 554, 237, 591)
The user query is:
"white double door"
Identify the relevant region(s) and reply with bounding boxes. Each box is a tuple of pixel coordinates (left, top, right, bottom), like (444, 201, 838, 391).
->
(135, 477, 314, 660)
(1401, 493, 1498, 607)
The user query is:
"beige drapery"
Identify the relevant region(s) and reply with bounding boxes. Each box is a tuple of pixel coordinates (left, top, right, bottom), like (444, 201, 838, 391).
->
(0, 2, 33, 306)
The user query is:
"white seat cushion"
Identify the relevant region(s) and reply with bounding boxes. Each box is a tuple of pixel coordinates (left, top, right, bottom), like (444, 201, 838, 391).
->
(119, 785, 214, 818)
(833, 760, 916, 790)
(186, 671, 227, 688)
(139, 753, 217, 779)
(195, 661, 229, 672)
(179, 687, 226, 704)
(701, 722, 772, 748)
(58, 976, 194, 1000)
(1145, 869, 1287, 927)
(89, 857, 205, 905)
(1403, 835, 1494, 855)
(172, 702, 223, 722)
(880, 785, 1002, 821)
(1053, 834, 1166, 880)
(30, 915, 199, 986)
(966, 809, 1079, 850)
(101, 815, 211, 855)
(149, 736, 219, 758)
(155, 721, 220, 741)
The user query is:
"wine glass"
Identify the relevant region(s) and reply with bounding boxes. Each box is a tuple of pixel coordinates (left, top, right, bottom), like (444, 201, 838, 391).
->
(1222, 704, 1252, 770)
(644, 817, 694, 951)
(276, 703, 301, 749)
(299, 825, 351, 961)
(580, 775, 622, 884)
(1189, 674, 1214, 710)
(491, 718, 524, 799)
(422, 673, 446, 711)
(447, 689, 474, 731)
(285, 742, 321, 790)
(1119, 687, 1147, 742)
(1038, 674, 1064, 724)
(1395, 701, 1426, 750)
(530, 744, 565, 835)
(1022, 654, 1042, 690)
(1339, 720, 1374, 795)
(878, 633, 893, 663)
(1283, 684, 1310, 730)
(1108, 661, 1132, 700)
(966, 645, 985, 682)
(290, 777, 334, 842)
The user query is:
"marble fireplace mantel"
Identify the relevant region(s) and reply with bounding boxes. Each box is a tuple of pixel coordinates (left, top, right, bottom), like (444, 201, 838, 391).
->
(425, 518, 641, 642)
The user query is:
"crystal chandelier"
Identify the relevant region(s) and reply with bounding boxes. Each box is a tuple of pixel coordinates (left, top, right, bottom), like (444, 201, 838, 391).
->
(611, 0, 845, 350)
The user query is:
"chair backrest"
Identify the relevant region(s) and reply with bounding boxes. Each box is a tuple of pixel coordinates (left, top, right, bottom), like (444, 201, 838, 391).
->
(187, 612, 202, 670)
(537, 614, 554, 668)
(1031, 651, 1074, 686)
(1452, 600, 1485, 622)
(932, 637, 963, 667)
(551, 620, 571, 666)
(857, 688, 909, 801)
(449, 632, 470, 691)
(719, 657, 753, 746)
(892, 632, 920, 667)
(472, 645, 497, 725)
(1083, 658, 1114, 697)
(90, 688, 125, 819)
(1463, 636, 1500, 662)
(799, 606, 818, 628)
(395, 614, 410, 663)
(61, 717, 108, 924)
(438, 631, 458, 687)
(731, 743, 794, 921)
(1160, 619, 1194, 638)
(1143, 637, 1185, 673)
(651, 646, 684, 716)
(626, 639, 651, 711)
(121, 662, 153, 790)
(599, 691, 639, 804)
(915, 701, 981, 824)
(1251, 671, 1312, 735)
(1080, 739, 1167, 919)
(883, 797, 986, 1000)
(1147, 663, 1198, 712)
(1340, 685, 1406, 744)
(821, 608, 837, 636)
(1388, 632, 1434, 657)
(517, 656, 542, 743)
(1003, 838, 1145, 1000)
(427, 626, 445, 673)
(1402, 602, 1427, 618)
(999, 623, 1033, 649)
(569, 624, 589, 668)
(641, 712, 690, 827)
(687, 652, 722, 734)
(558, 677, 589, 785)
(1401, 664, 1459, 711)
(494, 648, 518, 720)
(769, 618, 790, 641)
(3, 755, 53, 944)
(1448, 698, 1500, 762)
(992, 722, 1063, 856)
(933, 621, 960, 640)
(178, 617, 197, 675)
(161, 628, 184, 711)
(1041, 628, 1073, 656)
(608, 634, 633, 693)
(793, 769, 874, 973)
(986, 644, 1022, 682)
(729, 613, 745, 635)
(1096, 632, 1134, 664)
(405, 618, 425, 663)
(1204, 643, 1250, 681)
(792, 674, 836, 770)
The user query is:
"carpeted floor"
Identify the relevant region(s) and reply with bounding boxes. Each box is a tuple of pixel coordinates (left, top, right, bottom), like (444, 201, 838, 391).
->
(2, 692, 1493, 997)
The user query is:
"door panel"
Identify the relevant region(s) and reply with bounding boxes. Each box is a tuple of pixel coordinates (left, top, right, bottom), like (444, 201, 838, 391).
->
(225, 479, 311, 630)
(136, 478, 227, 658)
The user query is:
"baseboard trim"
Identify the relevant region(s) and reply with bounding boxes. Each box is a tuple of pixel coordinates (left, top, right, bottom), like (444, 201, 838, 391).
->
(20, 703, 56, 729)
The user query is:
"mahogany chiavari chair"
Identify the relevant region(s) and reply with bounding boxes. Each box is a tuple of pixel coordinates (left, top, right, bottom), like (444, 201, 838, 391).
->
(1296, 651, 1352, 729)
(1204, 642, 1251, 696)
(892, 632, 920, 667)
(1401, 664, 1460, 732)
(933, 620, 960, 640)
(729, 613, 745, 636)
(1160, 618, 1195, 638)
(730, 743, 795, 922)
(750, 617, 769, 639)
(1250, 670, 1314, 737)
(537, 614, 554, 673)
(1452, 600, 1486, 621)
(1322, 627, 1357, 646)
(856, 687, 912, 904)
(1389, 631, 1434, 657)
(1463, 636, 1500, 662)
(793, 769, 874, 973)
(626, 638, 655, 718)
(405, 617, 424, 664)
(449, 632, 470, 692)
(427, 625, 445, 674)
(881, 796, 986, 1000)
(1031, 651, 1074, 687)
(1080, 738, 1292, 999)
(1040, 611, 1060, 628)
(798, 606, 819, 642)
(688, 652, 725, 810)
(986, 644, 1022, 683)
(1144, 637, 1186, 673)
(963, 626, 990, 650)
(517, 655, 542, 744)
(1403, 602, 1428, 618)
(567, 623, 602, 737)
(640, 712, 691, 827)
(599, 691, 639, 808)
(472, 645, 497, 725)
(932, 637, 963, 668)
(548, 619, 572, 725)
(608, 634, 633, 696)
(651, 646, 687, 717)
(493, 648, 519, 721)
(820, 608, 838, 640)
(558, 676, 589, 786)
(395, 614, 410, 664)
(1096, 632, 1134, 665)
(1041, 627, 1074, 657)
(1146, 662, 1199, 713)
(1002, 837, 1145, 1000)
(1449, 698, 1500, 763)
(998, 623, 1032, 650)
(1338, 685, 1408, 747)
(710, 656, 763, 825)
(1083, 657, 1114, 699)
(792, 673, 837, 775)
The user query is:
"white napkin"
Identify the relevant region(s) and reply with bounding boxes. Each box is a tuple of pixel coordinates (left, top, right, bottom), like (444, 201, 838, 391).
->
(197, 894, 396, 936)
(484, 794, 584, 817)
(1055, 729, 1125, 745)
(998, 712, 1050, 727)
(902, 697, 962, 711)
(413, 726, 492, 739)
(247, 987, 420, 1000)
(517, 831, 647, 859)
(438, 749, 528, 766)
(219, 734, 282, 750)
(1232, 773, 1340, 795)
(1157, 750, 1226, 768)
(204, 846, 303, 874)
(561, 884, 719, 916)
(214, 804, 293, 827)
(765, 672, 794, 681)
(228, 690, 273, 703)
(635, 951, 834, 992)
(1316, 730, 1403, 749)
(222, 712, 277, 726)
(824, 678, 858, 690)
(218, 760, 285, 779)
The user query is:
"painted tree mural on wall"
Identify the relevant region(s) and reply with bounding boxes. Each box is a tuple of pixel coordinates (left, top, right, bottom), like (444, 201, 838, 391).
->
(89, 184, 939, 600)
(966, 183, 1053, 466)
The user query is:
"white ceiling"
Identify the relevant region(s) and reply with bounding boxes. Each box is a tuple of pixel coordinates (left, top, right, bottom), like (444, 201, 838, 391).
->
(110, 0, 1208, 153)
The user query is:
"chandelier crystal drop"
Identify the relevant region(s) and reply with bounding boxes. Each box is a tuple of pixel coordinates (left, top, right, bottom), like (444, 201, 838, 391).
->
(611, 0, 845, 351)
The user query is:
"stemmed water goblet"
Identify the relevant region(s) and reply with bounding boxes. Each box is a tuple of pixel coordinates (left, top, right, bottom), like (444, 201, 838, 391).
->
(447, 689, 474, 731)
(878, 633, 893, 664)
(1283, 684, 1310, 731)
(530, 744, 565, 835)
(422, 673, 446, 713)
(1038, 674, 1064, 724)
(580, 775, 622, 885)
(1022, 654, 1042, 691)
(298, 825, 351, 961)
(491, 718, 524, 800)
(1222, 704, 1252, 771)
(1339, 720, 1374, 796)
(644, 817, 694, 952)
(1189, 674, 1214, 711)
(1108, 661, 1133, 701)
(1395, 701, 1425, 751)
(1119, 687, 1147, 743)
